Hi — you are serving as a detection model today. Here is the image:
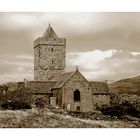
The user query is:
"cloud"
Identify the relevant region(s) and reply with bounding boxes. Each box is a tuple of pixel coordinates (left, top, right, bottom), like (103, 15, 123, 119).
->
(0, 28, 33, 56)
(0, 13, 140, 83)
(131, 52, 140, 56)
(67, 50, 117, 70)
(15, 55, 33, 60)
(0, 54, 33, 83)
(67, 50, 140, 81)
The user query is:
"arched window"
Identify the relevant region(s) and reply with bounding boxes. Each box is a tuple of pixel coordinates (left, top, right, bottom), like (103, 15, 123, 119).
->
(74, 90, 80, 102)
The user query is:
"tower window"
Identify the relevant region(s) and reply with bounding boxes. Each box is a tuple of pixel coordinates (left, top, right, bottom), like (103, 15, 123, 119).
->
(39, 49, 41, 58)
(51, 48, 53, 52)
(74, 89, 80, 102)
(52, 60, 54, 64)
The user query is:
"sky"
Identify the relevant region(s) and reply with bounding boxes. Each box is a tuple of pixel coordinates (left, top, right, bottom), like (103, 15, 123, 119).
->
(0, 12, 140, 83)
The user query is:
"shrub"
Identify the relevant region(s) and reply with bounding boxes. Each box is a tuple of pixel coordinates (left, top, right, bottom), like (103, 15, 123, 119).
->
(0, 88, 33, 110)
(1, 100, 31, 110)
(101, 102, 140, 118)
(34, 98, 45, 108)
(101, 106, 122, 117)
(5, 89, 32, 103)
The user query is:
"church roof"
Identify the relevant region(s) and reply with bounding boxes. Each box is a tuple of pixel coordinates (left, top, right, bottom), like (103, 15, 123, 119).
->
(25, 81, 56, 94)
(49, 71, 75, 89)
(89, 81, 109, 93)
(42, 24, 58, 39)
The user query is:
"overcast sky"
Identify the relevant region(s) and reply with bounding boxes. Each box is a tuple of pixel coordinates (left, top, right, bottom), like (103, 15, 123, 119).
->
(0, 12, 140, 83)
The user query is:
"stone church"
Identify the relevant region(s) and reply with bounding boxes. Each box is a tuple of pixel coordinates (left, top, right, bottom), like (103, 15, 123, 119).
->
(18, 24, 110, 112)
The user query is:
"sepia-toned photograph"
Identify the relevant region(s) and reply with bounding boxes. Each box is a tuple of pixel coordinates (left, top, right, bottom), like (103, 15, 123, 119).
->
(0, 12, 139, 128)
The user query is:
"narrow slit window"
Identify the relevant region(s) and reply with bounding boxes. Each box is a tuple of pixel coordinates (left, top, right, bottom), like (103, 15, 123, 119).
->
(39, 49, 41, 58)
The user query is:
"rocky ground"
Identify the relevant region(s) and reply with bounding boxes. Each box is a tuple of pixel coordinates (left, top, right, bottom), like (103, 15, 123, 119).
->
(0, 108, 139, 128)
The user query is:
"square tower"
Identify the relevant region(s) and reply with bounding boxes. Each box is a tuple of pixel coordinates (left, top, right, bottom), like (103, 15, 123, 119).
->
(34, 24, 66, 81)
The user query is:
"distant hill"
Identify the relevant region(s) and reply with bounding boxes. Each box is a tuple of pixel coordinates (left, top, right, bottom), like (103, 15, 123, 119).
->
(109, 76, 140, 95)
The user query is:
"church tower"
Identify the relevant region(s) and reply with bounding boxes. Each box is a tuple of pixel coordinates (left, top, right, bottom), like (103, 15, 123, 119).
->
(34, 24, 66, 81)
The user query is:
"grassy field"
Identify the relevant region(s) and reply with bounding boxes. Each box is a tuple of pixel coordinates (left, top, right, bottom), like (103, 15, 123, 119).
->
(0, 108, 139, 128)
(109, 75, 140, 95)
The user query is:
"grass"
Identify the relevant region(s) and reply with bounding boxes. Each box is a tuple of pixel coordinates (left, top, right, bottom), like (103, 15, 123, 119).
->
(0, 109, 102, 128)
(0, 108, 139, 128)
(109, 75, 140, 95)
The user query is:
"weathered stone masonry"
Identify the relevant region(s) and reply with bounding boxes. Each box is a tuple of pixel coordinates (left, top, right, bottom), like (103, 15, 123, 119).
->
(18, 24, 111, 112)
(34, 24, 66, 81)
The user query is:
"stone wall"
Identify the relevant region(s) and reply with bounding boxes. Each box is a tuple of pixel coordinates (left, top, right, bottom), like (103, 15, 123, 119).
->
(34, 37, 66, 47)
(34, 40, 66, 81)
(24, 81, 55, 107)
(92, 94, 110, 110)
(31, 94, 51, 107)
(60, 70, 93, 112)
(52, 89, 60, 107)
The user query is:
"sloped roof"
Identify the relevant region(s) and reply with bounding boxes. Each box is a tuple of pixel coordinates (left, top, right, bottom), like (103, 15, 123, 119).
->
(25, 81, 56, 94)
(42, 24, 58, 39)
(48, 71, 75, 89)
(90, 81, 109, 93)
